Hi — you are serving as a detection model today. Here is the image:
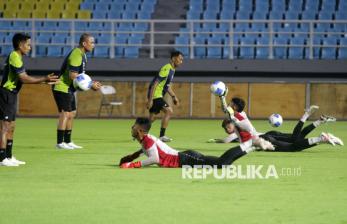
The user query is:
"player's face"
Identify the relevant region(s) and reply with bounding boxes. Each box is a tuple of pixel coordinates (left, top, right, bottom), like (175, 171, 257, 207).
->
(19, 39, 31, 55)
(224, 123, 235, 134)
(83, 37, 95, 52)
(173, 54, 183, 67)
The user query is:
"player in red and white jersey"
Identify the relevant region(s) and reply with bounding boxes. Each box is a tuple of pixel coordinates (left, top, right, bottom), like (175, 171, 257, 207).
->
(219, 94, 274, 151)
(119, 118, 254, 168)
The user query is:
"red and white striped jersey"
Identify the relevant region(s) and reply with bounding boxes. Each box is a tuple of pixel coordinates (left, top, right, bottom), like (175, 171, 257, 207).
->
(140, 134, 180, 168)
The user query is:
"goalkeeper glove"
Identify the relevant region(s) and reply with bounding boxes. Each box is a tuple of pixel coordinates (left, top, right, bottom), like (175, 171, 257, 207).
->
(207, 138, 217, 143)
(120, 161, 142, 168)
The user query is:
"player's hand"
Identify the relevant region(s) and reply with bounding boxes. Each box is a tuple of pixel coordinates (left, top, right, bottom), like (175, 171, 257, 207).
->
(91, 81, 102, 91)
(45, 73, 59, 85)
(222, 87, 228, 97)
(119, 155, 134, 165)
(172, 96, 179, 106)
(207, 139, 217, 143)
(146, 100, 153, 109)
(120, 161, 141, 168)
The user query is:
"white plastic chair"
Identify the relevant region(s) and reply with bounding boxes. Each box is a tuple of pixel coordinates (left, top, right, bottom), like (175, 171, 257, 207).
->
(98, 85, 123, 117)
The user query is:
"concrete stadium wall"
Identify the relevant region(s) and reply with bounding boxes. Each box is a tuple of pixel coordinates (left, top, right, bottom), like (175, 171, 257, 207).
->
(17, 81, 347, 120)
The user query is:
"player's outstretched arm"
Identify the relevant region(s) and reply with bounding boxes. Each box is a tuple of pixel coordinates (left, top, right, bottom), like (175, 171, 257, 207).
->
(91, 81, 102, 91)
(119, 149, 143, 166)
(19, 72, 59, 84)
(147, 81, 159, 109)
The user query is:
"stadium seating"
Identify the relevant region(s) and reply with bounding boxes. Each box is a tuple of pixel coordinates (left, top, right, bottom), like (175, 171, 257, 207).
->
(0, 0, 157, 58)
(175, 0, 346, 59)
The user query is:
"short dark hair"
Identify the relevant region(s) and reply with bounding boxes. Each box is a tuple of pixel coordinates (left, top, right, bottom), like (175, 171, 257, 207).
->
(135, 117, 152, 132)
(79, 33, 93, 46)
(231, 97, 245, 112)
(170, 51, 182, 59)
(221, 119, 232, 128)
(12, 33, 31, 50)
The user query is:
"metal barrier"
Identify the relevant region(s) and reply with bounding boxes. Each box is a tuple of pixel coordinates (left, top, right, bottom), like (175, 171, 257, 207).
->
(0, 18, 346, 59)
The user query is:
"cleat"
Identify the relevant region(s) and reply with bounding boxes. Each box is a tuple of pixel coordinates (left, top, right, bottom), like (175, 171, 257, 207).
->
(0, 158, 19, 167)
(56, 142, 75, 150)
(9, 156, 26, 165)
(327, 133, 344, 146)
(304, 105, 319, 117)
(66, 142, 83, 149)
(159, 136, 173, 142)
(320, 132, 335, 146)
(320, 115, 336, 123)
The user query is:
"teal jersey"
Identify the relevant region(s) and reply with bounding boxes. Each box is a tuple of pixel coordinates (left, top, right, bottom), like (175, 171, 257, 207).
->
(53, 48, 87, 93)
(1, 51, 25, 93)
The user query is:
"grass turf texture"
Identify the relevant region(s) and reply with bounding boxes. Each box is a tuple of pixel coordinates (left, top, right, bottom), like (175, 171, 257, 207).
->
(0, 118, 346, 224)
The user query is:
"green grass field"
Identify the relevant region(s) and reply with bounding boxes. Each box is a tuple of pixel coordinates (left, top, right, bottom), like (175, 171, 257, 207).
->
(0, 118, 346, 224)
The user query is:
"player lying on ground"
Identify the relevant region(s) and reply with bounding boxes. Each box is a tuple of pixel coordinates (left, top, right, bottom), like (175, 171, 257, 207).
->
(207, 105, 343, 151)
(218, 92, 274, 150)
(119, 118, 259, 168)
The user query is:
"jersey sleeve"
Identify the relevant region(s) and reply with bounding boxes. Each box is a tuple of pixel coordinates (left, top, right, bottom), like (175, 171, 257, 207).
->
(9, 53, 25, 75)
(68, 50, 82, 73)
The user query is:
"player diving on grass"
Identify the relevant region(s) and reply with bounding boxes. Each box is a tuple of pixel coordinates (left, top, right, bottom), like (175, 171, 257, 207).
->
(119, 117, 259, 168)
(207, 105, 344, 151)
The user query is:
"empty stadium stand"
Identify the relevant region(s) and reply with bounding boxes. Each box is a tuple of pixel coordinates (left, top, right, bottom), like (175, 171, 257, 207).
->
(0, 0, 346, 59)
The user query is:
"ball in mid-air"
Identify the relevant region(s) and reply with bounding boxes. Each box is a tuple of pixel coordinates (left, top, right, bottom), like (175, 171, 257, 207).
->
(210, 81, 226, 96)
(73, 73, 93, 91)
(269, 113, 283, 127)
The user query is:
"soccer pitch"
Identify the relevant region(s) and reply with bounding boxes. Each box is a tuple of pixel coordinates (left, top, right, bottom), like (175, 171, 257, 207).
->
(0, 118, 346, 224)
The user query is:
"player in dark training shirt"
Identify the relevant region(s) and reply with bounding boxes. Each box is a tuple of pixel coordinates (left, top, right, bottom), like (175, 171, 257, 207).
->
(52, 33, 101, 150)
(0, 33, 59, 166)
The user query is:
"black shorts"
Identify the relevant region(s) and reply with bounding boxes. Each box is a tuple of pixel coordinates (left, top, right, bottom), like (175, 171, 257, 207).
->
(149, 98, 169, 114)
(53, 90, 76, 112)
(178, 150, 207, 167)
(0, 88, 17, 121)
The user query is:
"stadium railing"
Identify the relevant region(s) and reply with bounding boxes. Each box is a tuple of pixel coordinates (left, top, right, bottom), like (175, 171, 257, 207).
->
(0, 18, 346, 59)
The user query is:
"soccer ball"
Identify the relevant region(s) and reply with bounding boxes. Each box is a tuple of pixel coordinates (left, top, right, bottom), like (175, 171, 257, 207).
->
(210, 81, 226, 96)
(73, 73, 93, 91)
(269, 113, 283, 127)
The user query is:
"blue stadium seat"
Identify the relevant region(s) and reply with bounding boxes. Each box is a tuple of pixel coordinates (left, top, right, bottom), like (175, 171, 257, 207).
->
(338, 48, 347, 59)
(94, 46, 109, 58)
(187, 11, 201, 20)
(256, 37, 270, 59)
(207, 38, 222, 58)
(255, 1, 269, 11)
(0, 45, 12, 56)
(137, 11, 151, 19)
(318, 12, 333, 20)
(51, 35, 66, 44)
(222, 1, 236, 11)
(108, 12, 122, 19)
(89, 22, 104, 31)
(321, 38, 337, 59)
(0, 21, 12, 30)
(285, 11, 299, 20)
(97, 35, 112, 44)
(273, 38, 288, 59)
(110, 3, 124, 12)
(95, 3, 109, 11)
(125, 3, 139, 11)
(134, 22, 149, 31)
(193, 36, 206, 58)
(93, 11, 107, 19)
(47, 46, 62, 57)
(175, 36, 189, 57)
(122, 11, 137, 19)
(269, 11, 283, 20)
(80, 2, 94, 10)
(42, 21, 59, 31)
(36, 34, 51, 44)
(301, 11, 316, 20)
(203, 11, 218, 20)
(141, 2, 155, 13)
(335, 12, 347, 20)
(124, 47, 139, 58)
(239, 37, 255, 59)
(35, 46, 47, 57)
(288, 38, 305, 59)
(75, 22, 89, 31)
